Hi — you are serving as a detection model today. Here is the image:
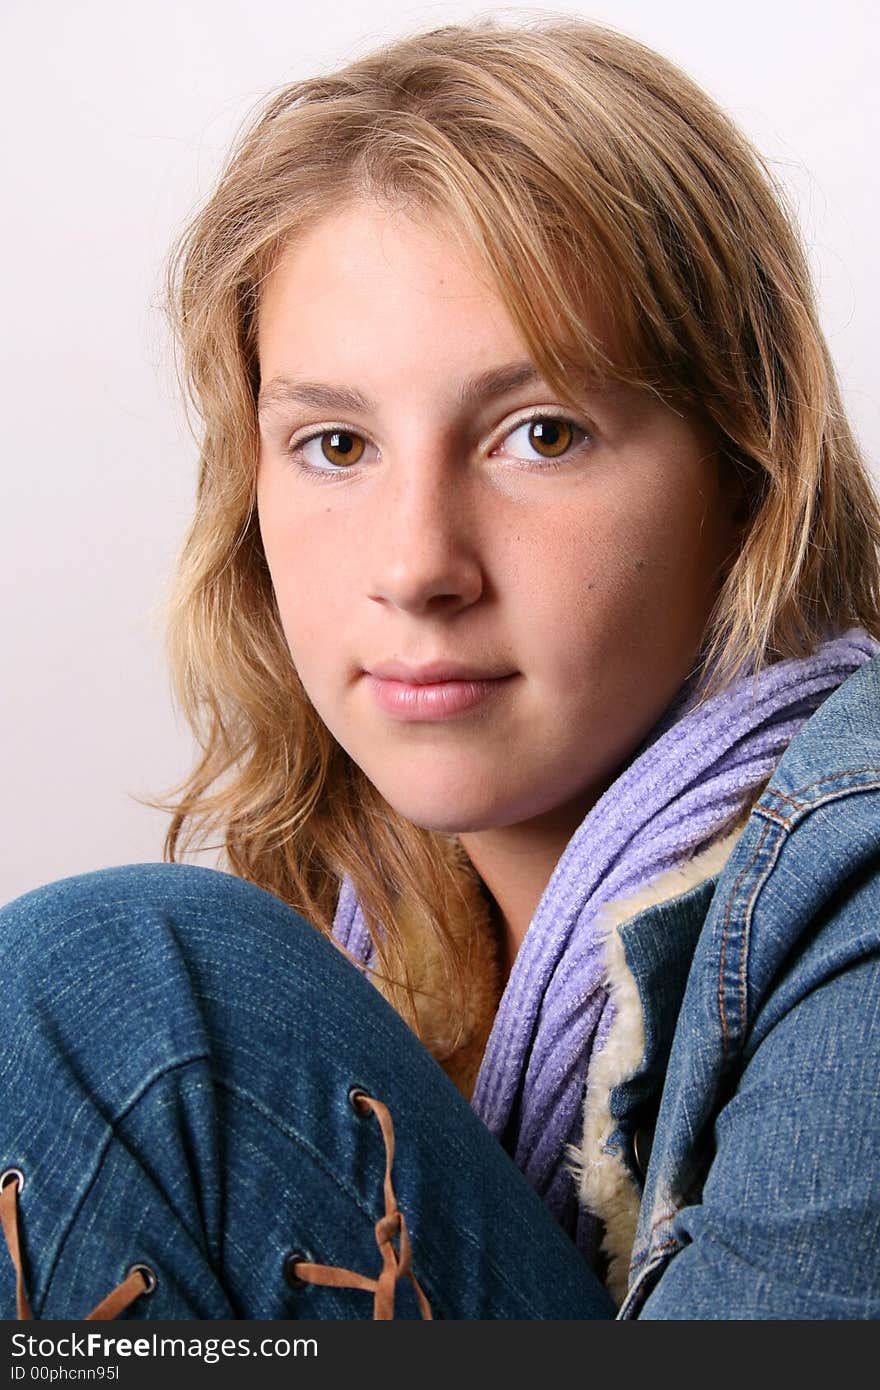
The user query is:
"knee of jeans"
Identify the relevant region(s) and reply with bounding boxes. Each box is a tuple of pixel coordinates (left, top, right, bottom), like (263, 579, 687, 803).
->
(0, 860, 342, 1039)
(1, 863, 173, 971)
(0, 864, 220, 1020)
(0, 865, 229, 1112)
(2, 861, 313, 957)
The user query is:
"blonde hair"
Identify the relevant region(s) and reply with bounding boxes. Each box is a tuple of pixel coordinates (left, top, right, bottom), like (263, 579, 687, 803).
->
(160, 15, 880, 1050)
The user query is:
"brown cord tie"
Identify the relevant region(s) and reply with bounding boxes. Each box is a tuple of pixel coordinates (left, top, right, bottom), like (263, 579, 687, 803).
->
(290, 1092, 433, 1320)
(0, 1169, 154, 1321)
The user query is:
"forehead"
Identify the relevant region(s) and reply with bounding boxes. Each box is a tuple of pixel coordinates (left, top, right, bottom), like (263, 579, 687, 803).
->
(260, 200, 506, 318)
(256, 199, 633, 413)
(256, 200, 534, 387)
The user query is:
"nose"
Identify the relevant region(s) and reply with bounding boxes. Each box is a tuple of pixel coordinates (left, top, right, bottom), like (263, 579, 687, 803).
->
(366, 459, 484, 616)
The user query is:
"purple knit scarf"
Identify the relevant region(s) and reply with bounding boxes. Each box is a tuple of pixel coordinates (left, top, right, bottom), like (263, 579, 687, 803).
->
(333, 631, 878, 1259)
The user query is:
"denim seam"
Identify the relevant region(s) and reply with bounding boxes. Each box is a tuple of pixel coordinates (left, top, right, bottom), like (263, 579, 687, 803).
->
(618, 1245, 675, 1318)
(40, 1060, 412, 1319)
(39, 1051, 213, 1316)
(718, 819, 773, 1060)
(758, 774, 880, 828)
(213, 1079, 378, 1225)
(651, 1235, 679, 1257)
(211, 1078, 544, 1320)
(32, 1054, 534, 1319)
(211, 1080, 428, 1319)
(647, 1208, 679, 1242)
(628, 1208, 681, 1275)
(770, 766, 880, 800)
(42, 1064, 439, 1320)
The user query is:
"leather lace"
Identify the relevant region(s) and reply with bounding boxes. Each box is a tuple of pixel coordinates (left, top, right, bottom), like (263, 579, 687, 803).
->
(0, 1172, 153, 1320)
(2, 1092, 430, 1321)
(290, 1092, 433, 1319)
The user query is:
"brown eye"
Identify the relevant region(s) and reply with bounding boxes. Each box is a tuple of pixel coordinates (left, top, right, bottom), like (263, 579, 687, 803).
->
(528, 418, 573, 457)
(321, 430, 365, 465)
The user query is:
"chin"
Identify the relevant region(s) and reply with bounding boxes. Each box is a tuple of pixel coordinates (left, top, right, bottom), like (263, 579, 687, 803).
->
(381, 799, 493, 835)
(410, 811, 497, 835)
(378, 779, 531, 835)
(349, 745, 529, 832)
(362, 773, 501, 834)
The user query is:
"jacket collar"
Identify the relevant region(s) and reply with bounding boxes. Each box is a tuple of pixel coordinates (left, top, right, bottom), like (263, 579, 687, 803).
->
(576, 652, 880, 1308)
(572, 829, 744, 1304)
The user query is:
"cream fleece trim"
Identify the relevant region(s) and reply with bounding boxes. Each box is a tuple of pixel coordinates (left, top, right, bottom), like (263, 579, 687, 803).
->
(570, 828, 745, 1306)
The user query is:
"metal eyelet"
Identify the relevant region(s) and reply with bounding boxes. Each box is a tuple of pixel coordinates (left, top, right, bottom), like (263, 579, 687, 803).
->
(0, 1169, 25, 1194)
(283, 1252, 309, 1288)
(128, 1263, 158, 1296)
(632, 1127, 654, 1179)
(348, 1086, 370, 1114)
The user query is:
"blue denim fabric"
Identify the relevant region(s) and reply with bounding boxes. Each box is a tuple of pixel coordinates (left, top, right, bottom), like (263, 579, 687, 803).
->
(0, 863, 614, 1320)
(2, 658, 878, 1320)
(611, 653, 880, 1318)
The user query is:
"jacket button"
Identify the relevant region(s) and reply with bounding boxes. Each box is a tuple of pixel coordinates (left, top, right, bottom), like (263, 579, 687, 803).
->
(633, 1127, 654, 1179)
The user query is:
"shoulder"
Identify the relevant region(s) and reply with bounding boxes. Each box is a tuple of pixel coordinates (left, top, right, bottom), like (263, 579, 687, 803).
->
(708, 652, 880, 1051)
(620, 658, 880, 1315)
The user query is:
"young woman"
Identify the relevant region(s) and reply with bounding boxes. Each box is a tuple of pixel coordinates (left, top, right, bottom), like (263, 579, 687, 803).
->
(2, 17, 879, 1321)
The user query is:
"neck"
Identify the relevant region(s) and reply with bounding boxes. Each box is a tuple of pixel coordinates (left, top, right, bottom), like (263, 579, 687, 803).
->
(458, 790, 604, 981)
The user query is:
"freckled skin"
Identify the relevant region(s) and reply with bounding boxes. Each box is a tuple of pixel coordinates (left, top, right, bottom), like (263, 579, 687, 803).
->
(255, 201, 741, 950)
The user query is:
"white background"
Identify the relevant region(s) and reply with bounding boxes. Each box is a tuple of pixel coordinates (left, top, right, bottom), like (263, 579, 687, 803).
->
(2, 0, 877, 901)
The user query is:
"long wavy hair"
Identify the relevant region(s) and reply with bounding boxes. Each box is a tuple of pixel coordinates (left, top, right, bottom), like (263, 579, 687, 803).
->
(160, 15, 880, 1049)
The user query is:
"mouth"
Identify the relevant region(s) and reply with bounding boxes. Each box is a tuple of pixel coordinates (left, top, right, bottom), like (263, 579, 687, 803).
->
(363, 669, 516, 721)
(366, 658, 513, 684)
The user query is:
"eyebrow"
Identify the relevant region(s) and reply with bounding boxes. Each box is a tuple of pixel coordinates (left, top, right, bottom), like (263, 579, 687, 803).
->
(256, 361, 542, 419)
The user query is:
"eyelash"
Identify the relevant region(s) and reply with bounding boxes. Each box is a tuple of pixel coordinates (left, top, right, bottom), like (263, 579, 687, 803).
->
(283, 411, 594, 479)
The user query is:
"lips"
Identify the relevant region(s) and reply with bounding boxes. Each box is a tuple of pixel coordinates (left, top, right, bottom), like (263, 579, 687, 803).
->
(363, 662, 516, 721)
(366, 659, 512, 685)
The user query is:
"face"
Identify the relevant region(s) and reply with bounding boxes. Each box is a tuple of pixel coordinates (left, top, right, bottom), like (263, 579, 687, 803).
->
(256, 200, 739, 844)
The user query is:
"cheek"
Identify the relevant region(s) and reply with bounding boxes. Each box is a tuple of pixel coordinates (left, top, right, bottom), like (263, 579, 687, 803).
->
(611, 481, 729, 667)
(525, 480, 724, 684)
(257, 481, 349, 672)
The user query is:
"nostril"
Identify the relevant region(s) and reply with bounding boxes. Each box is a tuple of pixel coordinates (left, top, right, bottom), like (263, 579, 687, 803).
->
(0, 1168, 24, 1194)
(129, 1263, 158, 1296)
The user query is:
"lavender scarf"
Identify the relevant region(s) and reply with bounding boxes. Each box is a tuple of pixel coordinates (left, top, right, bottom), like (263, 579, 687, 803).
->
(333, 631, 879, 1257)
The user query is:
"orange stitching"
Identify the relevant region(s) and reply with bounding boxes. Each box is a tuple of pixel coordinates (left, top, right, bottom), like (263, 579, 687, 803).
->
(648, 1206, 679, 1237)
(765, 768, 880, 810)
(738, 826, 782, 1035)
(718, 820, 770, 1059)
(629, 1213, 681, 1274)
(757, 804, 795, 829)
(631, 1231, 680, 1273)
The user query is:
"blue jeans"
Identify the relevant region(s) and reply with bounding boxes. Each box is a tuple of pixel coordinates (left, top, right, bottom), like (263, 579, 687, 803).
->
(0, 863, 614, 1320)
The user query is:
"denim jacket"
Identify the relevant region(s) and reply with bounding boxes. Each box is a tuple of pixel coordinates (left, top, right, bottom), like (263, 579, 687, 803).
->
(574, 652, 880, 1318)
